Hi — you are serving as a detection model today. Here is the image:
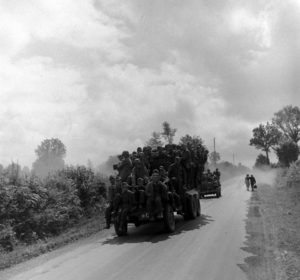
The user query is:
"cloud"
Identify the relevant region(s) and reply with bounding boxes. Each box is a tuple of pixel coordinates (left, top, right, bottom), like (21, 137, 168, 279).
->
(0, 0, 299, 168)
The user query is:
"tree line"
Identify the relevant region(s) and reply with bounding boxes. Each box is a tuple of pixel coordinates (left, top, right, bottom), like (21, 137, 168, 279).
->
(250, 105, 300, 167)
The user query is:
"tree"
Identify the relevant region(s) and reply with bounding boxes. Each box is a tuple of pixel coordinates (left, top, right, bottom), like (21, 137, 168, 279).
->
(87, 159, 94, 170)
(275, 141, 299, 167)
(209, 151, 220, 166)
(5, 162, 21, 185)
(254, 154, 270, 169)
(161, 121, 177, 144)
(179, 134, 203, 147)
(32, 138, 66, 178)
(146, 132, 163, 148)
(249, 122, 282, 164)
(272, 105, 300, 143)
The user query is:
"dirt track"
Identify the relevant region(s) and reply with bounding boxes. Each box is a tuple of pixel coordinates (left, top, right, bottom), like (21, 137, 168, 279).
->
(2, 177, 253, 280)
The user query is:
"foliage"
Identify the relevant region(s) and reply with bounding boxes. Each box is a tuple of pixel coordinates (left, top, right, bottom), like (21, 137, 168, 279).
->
(286, 160, 300, 186)
(0, 165, 106, 252)
(254, 154, 270, 169)
(3, 162, 22, 185)
(272, 105, 300, 143)
(146, 131, 163, 148)
(275, 141, 299, 167)
(161, 121, 177, 144)
(146, 121, 177, 147)
(250, 122, 282, 163)
(32, 138, 66, 178)
(58, 166, 107, 214)
(179, 134, 203, 147)
(0, 224, 16, 252)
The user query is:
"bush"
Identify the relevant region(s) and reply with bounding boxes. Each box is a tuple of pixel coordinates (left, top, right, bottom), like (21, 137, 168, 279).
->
(275, 141, 299, 167)
(0, 224, 16, 252)
(286, 161, 300, 187)
(0, 165, 107, 248)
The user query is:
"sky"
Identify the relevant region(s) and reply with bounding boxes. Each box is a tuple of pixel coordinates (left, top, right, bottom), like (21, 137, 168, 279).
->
(0, 0, 300, 168)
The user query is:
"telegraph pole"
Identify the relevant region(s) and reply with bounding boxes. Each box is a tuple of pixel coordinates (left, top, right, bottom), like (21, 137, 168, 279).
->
(213, 137, 216, 153)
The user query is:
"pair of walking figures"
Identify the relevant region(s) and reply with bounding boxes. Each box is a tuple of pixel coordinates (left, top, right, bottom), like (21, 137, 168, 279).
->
(245, 174, 256, 191)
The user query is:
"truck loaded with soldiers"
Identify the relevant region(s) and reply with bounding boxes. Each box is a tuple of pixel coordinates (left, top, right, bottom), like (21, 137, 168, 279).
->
(105, 143, 221, 236)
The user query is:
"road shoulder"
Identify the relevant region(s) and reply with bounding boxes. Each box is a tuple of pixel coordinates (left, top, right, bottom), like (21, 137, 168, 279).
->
(239, 183, 300, 280)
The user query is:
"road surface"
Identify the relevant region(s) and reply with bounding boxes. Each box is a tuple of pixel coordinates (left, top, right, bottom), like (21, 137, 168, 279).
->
(2, 177, 252, 280)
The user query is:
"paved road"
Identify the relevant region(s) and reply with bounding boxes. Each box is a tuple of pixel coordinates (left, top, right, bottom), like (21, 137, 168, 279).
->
(3, 177, 251, 280)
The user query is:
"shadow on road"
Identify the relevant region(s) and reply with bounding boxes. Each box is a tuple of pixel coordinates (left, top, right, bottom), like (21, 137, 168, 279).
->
(100, 214, 214, 246)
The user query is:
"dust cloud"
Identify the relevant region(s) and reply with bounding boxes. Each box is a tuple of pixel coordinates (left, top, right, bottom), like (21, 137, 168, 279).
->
(251, 168, 278, 187)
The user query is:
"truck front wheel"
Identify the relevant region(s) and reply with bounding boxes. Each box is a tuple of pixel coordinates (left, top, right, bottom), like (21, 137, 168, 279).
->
(114, 209, 128, 236)
(163, 204, 175, 233)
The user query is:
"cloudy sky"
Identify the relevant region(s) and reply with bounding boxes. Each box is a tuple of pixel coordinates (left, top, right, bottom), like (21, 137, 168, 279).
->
(0, 0, 300, 168)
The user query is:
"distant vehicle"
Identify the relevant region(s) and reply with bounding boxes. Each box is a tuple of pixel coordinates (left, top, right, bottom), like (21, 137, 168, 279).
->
(199, 174, 221, 198)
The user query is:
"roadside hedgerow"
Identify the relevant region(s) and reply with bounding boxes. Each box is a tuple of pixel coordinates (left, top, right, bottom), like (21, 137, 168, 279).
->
(0, 165, 107, 252)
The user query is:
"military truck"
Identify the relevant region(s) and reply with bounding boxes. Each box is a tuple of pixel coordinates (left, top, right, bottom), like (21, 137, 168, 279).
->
(109, 143, 208, 236)
(199, 177, 221, 198)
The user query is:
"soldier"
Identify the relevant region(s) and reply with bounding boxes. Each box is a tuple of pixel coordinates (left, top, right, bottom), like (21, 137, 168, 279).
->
(135, 177, 146, 208)
(116, 151, 133, 182)
(131, 158, 149, 186)
(214, 168, 221, 180)
(116, 182, 135, 232)
(105, 176, 116, 229)
(120, 182, 135, 209)
(181, 145, 191, 187)
(168, 157, 184, 194)
(146, 170, 168, 220)
(159, 165, 168, 184)
(245, 174, 250, 191)
(206, 169, 213, 182)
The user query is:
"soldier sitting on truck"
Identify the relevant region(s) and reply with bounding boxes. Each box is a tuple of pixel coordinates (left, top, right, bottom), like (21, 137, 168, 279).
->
(213, 168, 221, 180)
(131, 158, 149, 186)
(206, 169, 213, 183)
(115, 151, 133, 183)
(135, 177, 146, 208)
(146, 170, 168, 220)
(159, 165, 168, 184)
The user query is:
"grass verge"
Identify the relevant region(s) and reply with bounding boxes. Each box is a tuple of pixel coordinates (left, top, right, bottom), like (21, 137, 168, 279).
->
(240, 179, 300, 280)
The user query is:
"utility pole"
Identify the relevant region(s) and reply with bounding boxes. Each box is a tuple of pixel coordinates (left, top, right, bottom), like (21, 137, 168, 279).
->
(233, 153, 235, 165)
(213, 137, 216, 153)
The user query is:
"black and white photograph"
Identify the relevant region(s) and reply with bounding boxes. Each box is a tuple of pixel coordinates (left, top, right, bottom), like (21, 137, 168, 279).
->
(0, 1, 300, 279)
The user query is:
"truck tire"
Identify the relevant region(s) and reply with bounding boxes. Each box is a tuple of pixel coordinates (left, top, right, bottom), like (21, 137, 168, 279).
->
(163, 204, 175, 233)
(114, 210, 128, 236)
(187, 196, 197, 219)
(190, 196, 197, 219)
(196, 198, 201, 216)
